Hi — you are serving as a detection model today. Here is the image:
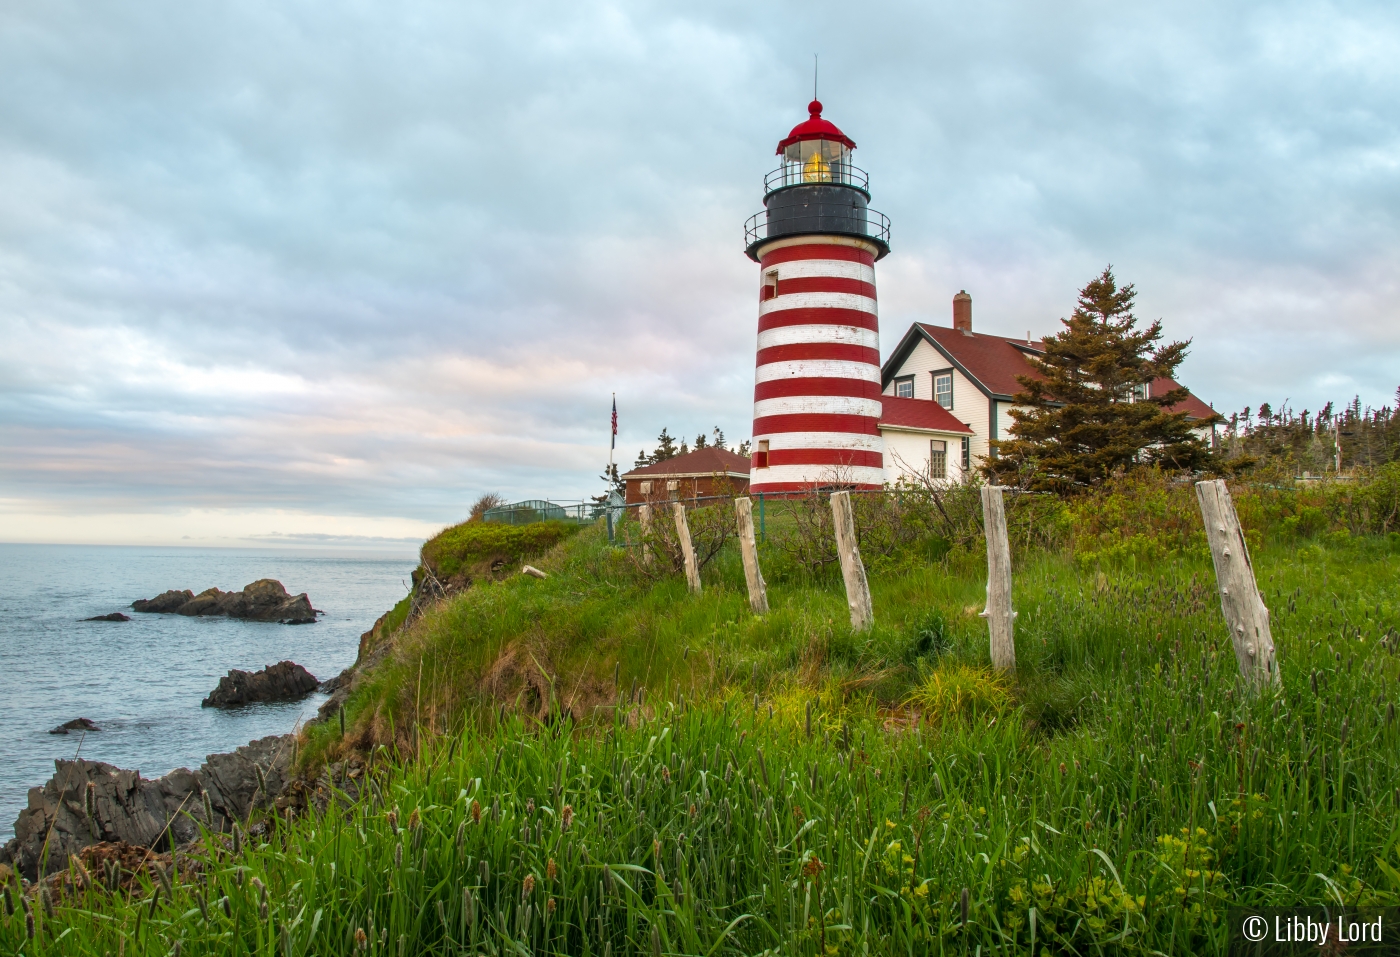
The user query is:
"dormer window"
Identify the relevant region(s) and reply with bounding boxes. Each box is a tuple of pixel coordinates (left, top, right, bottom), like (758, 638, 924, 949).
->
(894, 375, 914, 399)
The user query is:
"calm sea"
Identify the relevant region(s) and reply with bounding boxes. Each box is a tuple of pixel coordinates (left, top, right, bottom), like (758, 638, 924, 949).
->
(0, 543, 420, 842)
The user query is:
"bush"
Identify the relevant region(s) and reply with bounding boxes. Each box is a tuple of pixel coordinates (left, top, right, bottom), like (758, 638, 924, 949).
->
(421, 520, 580, 582)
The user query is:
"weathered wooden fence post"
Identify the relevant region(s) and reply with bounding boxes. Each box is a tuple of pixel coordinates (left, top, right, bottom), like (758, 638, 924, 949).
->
(830, 491, 873, 631)
(638, 504, 654, 565)
(1195, 479, 1279, 688)
(734, 497, 769, 615)
(672, 502, 702, 594)
(980, 485, 1017, 673)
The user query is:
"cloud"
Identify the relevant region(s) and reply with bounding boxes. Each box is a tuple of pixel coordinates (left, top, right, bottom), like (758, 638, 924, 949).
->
(2, 0, 1398, 542)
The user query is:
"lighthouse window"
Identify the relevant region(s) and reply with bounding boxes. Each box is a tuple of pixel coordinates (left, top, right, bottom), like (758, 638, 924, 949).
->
(755, 439, 770, 469)
(782, 139, 851, 186)
(762, 271, 779, 301)
(929, 440, 947, 479)
(934, 373, 954, 409)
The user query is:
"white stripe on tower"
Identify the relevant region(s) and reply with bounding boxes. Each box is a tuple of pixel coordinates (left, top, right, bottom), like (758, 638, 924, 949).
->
(751, 236, 884, 493)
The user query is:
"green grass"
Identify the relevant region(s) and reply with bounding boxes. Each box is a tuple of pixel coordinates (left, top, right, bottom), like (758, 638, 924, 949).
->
(8, 485, 1400, 955)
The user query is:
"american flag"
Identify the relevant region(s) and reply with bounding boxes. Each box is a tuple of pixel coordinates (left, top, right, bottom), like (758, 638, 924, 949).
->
(610, 395, 617, 450)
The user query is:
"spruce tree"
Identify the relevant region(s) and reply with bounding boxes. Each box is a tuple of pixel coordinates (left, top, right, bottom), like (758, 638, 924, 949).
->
(986, 267, 1217, 491)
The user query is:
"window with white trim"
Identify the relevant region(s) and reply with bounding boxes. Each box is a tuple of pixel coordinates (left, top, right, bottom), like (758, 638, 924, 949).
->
(1130, 382, 1149, 402)
(929, 439, 947, 479)
(961, 436, 971, 472)
(639, 481, 652, 494)
(666, 480, 679, 492)
(894, 375, 914, 399)
(934, 373, 954, 409)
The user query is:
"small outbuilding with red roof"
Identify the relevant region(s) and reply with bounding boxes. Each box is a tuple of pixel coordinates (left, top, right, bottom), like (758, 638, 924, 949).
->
(620, 447, 752, 506)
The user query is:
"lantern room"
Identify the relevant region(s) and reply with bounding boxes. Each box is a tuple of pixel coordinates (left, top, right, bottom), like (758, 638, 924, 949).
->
(772, 100, 861, 189)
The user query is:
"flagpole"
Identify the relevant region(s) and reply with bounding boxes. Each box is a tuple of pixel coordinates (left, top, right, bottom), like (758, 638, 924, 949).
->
(609, 392, 616, 478)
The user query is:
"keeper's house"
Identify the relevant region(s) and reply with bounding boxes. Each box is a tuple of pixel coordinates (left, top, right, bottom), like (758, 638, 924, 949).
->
(878, 291, 1218, 483)
(621, 447, 752, 506)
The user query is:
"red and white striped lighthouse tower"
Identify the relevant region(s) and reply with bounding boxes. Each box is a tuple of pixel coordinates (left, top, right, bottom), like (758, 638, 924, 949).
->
(744, 100, 890, 493)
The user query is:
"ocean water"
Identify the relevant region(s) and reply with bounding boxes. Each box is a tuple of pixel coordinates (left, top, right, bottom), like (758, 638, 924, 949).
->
(0, 543, 420, 842)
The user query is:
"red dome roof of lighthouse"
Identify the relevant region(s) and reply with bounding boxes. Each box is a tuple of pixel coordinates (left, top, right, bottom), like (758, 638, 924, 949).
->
(776, 100, 857, 154)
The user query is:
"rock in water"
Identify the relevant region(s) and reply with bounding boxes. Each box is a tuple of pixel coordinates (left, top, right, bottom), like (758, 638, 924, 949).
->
(202, 661, 319, 708)
(49, 717, 101, 735)
(0, 734, 294, 880)
(84, 612, 131, 622)
(131, 590, 194, 614)
(132, 579, 317, 624)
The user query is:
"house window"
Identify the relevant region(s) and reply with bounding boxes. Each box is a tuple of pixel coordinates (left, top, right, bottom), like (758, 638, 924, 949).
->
(929, 440, 947, 479)
(755, 439, 770, 469)
(639, 481, 652, 494)
(961, 436, 971, 472)
(1130, 382, 1149, 402)
(894, 376, 914, 399)
(761, 270, 779, 302)
(934, 373, 954, 409)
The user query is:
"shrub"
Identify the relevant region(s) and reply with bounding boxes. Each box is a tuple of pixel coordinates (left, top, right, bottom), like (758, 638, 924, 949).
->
(906, 664, 1011, 724)
(421, 520, 580, 582)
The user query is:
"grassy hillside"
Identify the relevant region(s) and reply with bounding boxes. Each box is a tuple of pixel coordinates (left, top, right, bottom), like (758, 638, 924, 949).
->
(8, 475, 1400, 955)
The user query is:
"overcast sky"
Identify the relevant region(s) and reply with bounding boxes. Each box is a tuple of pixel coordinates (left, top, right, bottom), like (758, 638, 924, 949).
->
(2, 0, 1397, 545)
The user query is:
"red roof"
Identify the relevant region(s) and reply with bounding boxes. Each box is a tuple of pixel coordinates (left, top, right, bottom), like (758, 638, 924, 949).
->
(1147, 377, 1218, 421)
(878, 396, 974, 434)
(891, 324, 1216, 421)
(916, 325, 1046, 398)
(776, 100, 857, 154)
(621, 446, 751, 480)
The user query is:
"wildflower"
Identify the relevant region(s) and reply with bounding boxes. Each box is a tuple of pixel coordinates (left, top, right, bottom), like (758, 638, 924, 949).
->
(386, 809, 399, 834)
(546, 897, 556, 915)
(355, 928, 368, 950)
(803, 855, 824, 878)
(661, 767, 671, 784)
(25, 910, 34, 940)
(793, 806, 805, 822)
(407, 808, 420, 832)
(546, 858, 557, 881)
(394, 842, 403, 869)
(885, 819, 895, 829)
(561, 804, 574, 831)
(1059, 762, 1067, 775)
(40, 885, 54, 918)
(522, 873, 536, 898)
(653, 838, 662, 861)
(526, 798, 535, 814)
(688, 803, 697, 820)
(471, 800, 481, 824)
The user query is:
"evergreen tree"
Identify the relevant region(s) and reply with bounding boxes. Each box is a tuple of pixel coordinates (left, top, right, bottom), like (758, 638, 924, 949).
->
(986, 267, 1217, 491)
(653, 428, 679, 462)
(694, 432, 708, 450)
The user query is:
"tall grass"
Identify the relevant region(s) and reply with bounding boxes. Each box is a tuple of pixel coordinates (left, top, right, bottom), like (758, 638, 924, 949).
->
(7, 487, 1400, 954)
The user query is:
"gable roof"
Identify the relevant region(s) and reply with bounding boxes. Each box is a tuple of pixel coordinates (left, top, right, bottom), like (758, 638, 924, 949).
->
(621, 446, 751, 480)
(882, 322, 1217, 422)
(878, 395, 974, 434)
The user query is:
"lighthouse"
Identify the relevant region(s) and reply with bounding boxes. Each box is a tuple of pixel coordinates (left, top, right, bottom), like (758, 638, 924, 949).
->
(745, 100, 890, 493)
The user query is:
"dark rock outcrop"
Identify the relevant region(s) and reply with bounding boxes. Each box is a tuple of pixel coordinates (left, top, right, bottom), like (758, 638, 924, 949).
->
(48, 718, 100, 735)
(132, 579, 317, 624)
(0, 734, 294, 880)
(83, 612, 131, 622)
(202, 661, 319, 708)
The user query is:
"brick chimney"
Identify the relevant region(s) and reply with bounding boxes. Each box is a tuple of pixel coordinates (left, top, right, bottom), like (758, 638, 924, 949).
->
(953, 290, 972, 335)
